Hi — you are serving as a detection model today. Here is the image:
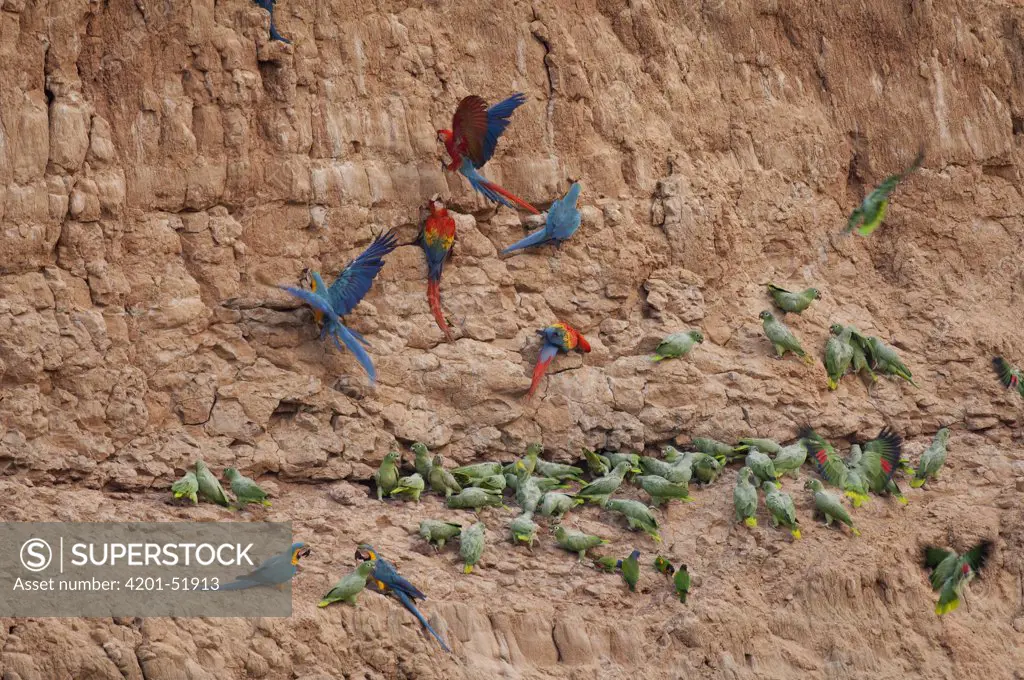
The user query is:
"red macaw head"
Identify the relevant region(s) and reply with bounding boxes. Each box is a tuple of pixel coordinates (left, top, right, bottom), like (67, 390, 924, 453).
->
(436, 129, 453, 146)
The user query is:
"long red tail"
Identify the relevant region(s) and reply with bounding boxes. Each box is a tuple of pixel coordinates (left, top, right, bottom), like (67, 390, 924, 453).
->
(484, 181, 541, 215)
(427, 279, 453, 342)
(526, 356, 553, 401)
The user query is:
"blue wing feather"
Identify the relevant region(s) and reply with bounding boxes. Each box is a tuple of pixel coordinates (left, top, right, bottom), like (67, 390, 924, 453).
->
(478, 93, 527, 168)
(327, 230, 400, 315)
(374, 559, 427, 600)
(547, 182, 582, 240)
(279, 285, 342, 322)
(502, 227, 553, 254)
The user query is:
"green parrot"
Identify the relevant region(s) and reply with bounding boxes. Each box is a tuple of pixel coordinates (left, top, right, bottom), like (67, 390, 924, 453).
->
(738, 437, 781, 455)
(419, 519, 462, 550)
(734, 467, 759, 528)
(575, 462, 631, 504)
(654, 555, 675, 577)
(844, 147, 924, 236)
(993, 357, 1024, 397)
(451, 461, 503, 485)
(503, 443, 542, 476)
(651, 330, 704, 361)
(762, 481, 801, 540)
(504, 472, 566, 493)
(858, 429, 907, 504)
(824, 324, 854, 390)
(459, 522, 486, 574)
(922, 540, 992, 615)
(171, 470, 198, 504)
(411, 442, 433, 479)
(689, 437, 741, 461)
(844, 325, 877, 383)
(673, 564, 690, 604)
(318, 560, 376, 607)
(534, 459, 585, 481)
(583, 447, 610, 477)
(638, 452, 692, 484)
(841, 444, 871, 507)
(606, 452, 642, 473)
(866, 336, 917, 386)
(911, 427, 950, 488)
(621, 550, 641, 592)
(766, 284, 820, 314)
(195, 460, 232, 507)
(636, 475, 691, 506)
(389, 473, 425, 502)
(224, 468, 272, 508)
(428, 455, 462, 498)
(509, 513, 538, 549)
(514, 462, 543, 514)
(375, 451, 401, 501)
(593, 555, 620, 573)
(469, 474, 507, 492)
(539, 492, 583, 519)
(759, 310, 813, 363)
(692, 453, 723, 485)
(553, 525, 609, 561)
(603, 498, 661, 543)
(772, 441, 808, 478)
(800, 427, 848, 490)
(745, 448, 779, 486)
(804, 479, 860, 536)
(446, 487, 504, 510)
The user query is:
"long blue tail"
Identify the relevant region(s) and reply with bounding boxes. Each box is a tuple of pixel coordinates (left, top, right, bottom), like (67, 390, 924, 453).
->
(394, 589, 451, 653)
(328, 321, 377, 383)
(502, 226, 552, 255)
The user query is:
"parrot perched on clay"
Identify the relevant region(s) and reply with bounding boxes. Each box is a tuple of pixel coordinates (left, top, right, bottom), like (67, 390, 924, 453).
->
(866, 336, 917, 386)
(992, 357, 1024, 397)
(224, 468, 272, 508)
(390, 473, 426, 502)
(412, 442, 433, 479)
(438, 93, 539, 214)
(538, 492, 583, 519)
(502, 182, 582, 254)
(534, 458, 585, 482)
(911, 427, 951, 488)
(844, 147, 924, 236)
(804, 479, 860, 536)
(583, 447, 610, 477)
(553, 525, 609, 561)
(762, 481, 801, 540)
(469, 474, 506, 493)
(451, 461, 503, 484)
(636, 475, 691, 506)
(526, 322, 592, 401)
(603, 498, 662, 543)
(419, 520, 462, 550)
(459, 522, 486, 574)
(446, 487, 505, 511)
(575, 462, 631, 505)
(690, 437, 743, 460)
(824, 324, 855, 390)
(219, 542, 311, 591)
(514, 461, 543, 515)
(253, 0, 290, 44)
(765, 284, 820, 314)
(922, 540, 993, 615)
(733, 467, 759, 528)
(195, 460, 232, 508)
(279, 229, 399, 383)
(772, 440, 808, 478)
(745, 448, 780, 486)
(355, 544, 451, 653)
(171, 470, 198, 504)
(621, 550, 641, 592)
(593, 555, 621, 573)
(692, 453, 723, 485)
(374, 451, 401, 501)
(508, 513, 539, 549)
(638, 453, 692, 485)
(738, 437, 781, 455)
(504, 442, 541, 476)
(428, 456, 462, 498)
(410, 197, 458, 341)
(606, 452, 643, 473)
(674, 565, 690, 604)
(651, 329, 704, 362)
(318, 560, 376, 607)
(759, 310, 812, 363)
(654, 555, 675, 577)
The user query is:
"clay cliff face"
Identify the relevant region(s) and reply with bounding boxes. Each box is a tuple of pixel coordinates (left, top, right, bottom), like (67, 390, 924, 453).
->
(2, 0, 1024, 677)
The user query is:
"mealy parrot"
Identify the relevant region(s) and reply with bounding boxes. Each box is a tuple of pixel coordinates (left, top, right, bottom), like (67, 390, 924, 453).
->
(738, 437, 781, 455)
(355, 544, 451, 653)
(171, 470, 198, 504)
(508, 513, 539, 549)
(451, 461, 504, 484)
(252, 0, 290, 44)
(866, 336, 917, 386)
(844, 147, 924, 236)
(602, 498, 662, 543)
(745, 448, 780, 486)
(911, 427, 951, 488)
(804, 479, 860, 536)
(507, 475, 569, 493)
(621, 550, 641, 592)
(635, 475, 691, 506)
(224, 468, 271, 507)
(514, 461, 543, 515)
(654, 555, 675, 577)
(469, 474, 507, 493)
(525, 322, 592, 401)
(459, 522, 486, 574)
(446, 487, 505, 510)
(804, 427, 902, 507)
(219, 542, 311, 591)
(502, 182, 582, 254)
(575, 462, 631, 505)
(824, 324, 855, 390)
(922, 540, 993, 615)
(765, 284, 820, 314)
(419, 520, 462, 550)
(673, 565, 690, 604)
(840, 325, 877, 383)
(593, 555, 620, 573)
(318, 560, 376, 607)
(733, 467, 759, 528)
(437, 93, 539, 213)
(503, 442, 541, 476)
(428, 455, 462, 498)
(772, 440, 808, 478)
(840, 444, 871, 507)
(390, 473, 425, 502)
(639, 453, 692, 485)
(759, 310, 812, 363)
(762, 481, 801, 540)
(692, 453, 723, 485)
(993, 356, 1024, 397)
(534, 458, 585, 481)
(606, 452, 642, 473)
(538, 492, 583, 519)
(412, 442, 433, 479)
(553, 525, 609, 561)
(279, 229, 399, 383)
(375, 451, 401, 501)
(690, 437, 743, 461)
(195, 460, 232, 508)
(858, 429, 907, 504)
(410, 197, 458, 341)
(583, 447, 610, 477)
(651, 329, 704, 362)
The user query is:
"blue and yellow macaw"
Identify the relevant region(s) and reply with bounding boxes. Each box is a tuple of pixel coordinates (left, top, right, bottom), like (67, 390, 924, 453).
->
(218, 542, 310, 591)
(354, 543, 451, 653)
(279, 229, 399, 383)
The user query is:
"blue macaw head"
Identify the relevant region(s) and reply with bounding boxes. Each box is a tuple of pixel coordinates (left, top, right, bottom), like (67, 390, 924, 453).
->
(354, 543, 377, 562)
(290, 542, 311, 565)
(629, 550, 641, 561)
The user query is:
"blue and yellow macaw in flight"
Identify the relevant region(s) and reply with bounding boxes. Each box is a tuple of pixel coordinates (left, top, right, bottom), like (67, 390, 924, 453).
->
(354, 543, 451, 653)
(218, 542, 311, 591)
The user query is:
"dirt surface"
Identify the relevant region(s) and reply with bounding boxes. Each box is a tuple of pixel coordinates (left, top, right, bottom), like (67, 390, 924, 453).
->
(2, 0, 1024, 677)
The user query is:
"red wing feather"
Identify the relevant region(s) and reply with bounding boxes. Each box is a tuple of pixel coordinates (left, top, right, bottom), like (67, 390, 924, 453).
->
(452, 96, 489, 167)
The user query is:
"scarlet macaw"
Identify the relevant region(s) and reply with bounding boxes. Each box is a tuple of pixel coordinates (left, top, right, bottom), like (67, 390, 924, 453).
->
(411, 197, 457, 341)
(526, 322, 591, 401)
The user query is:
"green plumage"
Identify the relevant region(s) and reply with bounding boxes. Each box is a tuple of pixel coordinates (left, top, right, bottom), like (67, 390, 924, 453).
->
(534, 459, 585, 481)
(389, 473, 425, 502)
(451, 461, 503, 484)
(866, 336, 917, 386)
(733, 467, 759, 528)
(824, 324, 854, 390)
(653, 555, 675, 577)
(583, 447, 610, 477)
(745, 449, 779, 486)
(419, 519, 462, 549)
(651, 330, 704, 361)
(195, 460, 232, 507)
(575, 462, 631, 504)
(912, 428, 950, 488)
(375, 451, 401, 501)
(445, 487, 504, 510)
(766, 284, 820, 314)
(605, 452, 642, 473)
(509, 513, 539, 548)
(922, 540, 992, 615)
(772, 441, 807, 478)
(638, 453, 692, 485)
(459, 522, 486, 574)
(804, 479, 859, 536)
(514, 463, 543, 515)
(318, 561, 375, 607)
(689, 437, 738, 459)
(673, 565, 690, 604)
(844, 148, 924, 236)
(692, 453, 723, 485)
(993, 356, 1024, 397)
(539, 492, 583, 519)
(553, 525, 609, 561)
(603, 498, 661, 542)
(224, 467, 271, 507)
(171, 470, 198, 504)
(412, 442, 433, 479)
(621, 550, 640, 592)
(635, 475, 691, 506)
(428, 455, 462, 498)
(759, 310, 812, 362)
(738, 437, 781, 455)
(469, 474, 507, 492)
(593, 555, 620, 573)
(762, 481, 801, 539)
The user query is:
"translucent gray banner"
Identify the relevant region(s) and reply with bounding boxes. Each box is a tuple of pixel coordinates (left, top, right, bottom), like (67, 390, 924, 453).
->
(0, 522, 296, 617)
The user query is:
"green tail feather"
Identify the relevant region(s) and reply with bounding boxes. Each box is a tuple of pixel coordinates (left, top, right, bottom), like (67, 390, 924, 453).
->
(935, 597, 959, 615)
(463, 564, 473, 574)
(743, 517, 757, 528)
(651, 354, 666, 362)
(317, 600, 332, 608)
(909, 477, 925, 489)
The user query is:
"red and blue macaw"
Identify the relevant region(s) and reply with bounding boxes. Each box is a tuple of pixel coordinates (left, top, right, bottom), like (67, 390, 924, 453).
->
(412, 197, 457, 341)
(355, 543, 451, 653)
(502, 182, 582, 255)
(526, 322, 592, 401)
(437, 93, 540, 214)
(279, 230, 398, 383)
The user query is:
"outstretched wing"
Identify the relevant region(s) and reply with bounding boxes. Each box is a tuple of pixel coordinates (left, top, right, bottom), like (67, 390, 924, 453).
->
(279, 285, 341, 321)
(327, 230, 400, 315)
(993, 356, 1020, 389)
(922, 546, 954, 570)
(452, 95, 489, 168)
(963, 540, 993, 574)
(860, 427, 902, 485)
(479, 93, 527, 167)
(800, 427, 848, 488)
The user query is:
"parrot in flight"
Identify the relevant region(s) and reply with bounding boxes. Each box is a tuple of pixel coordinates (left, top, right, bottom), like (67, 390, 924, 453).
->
(355, 544, 451, 653)
(279, 229, 399, 383)
(765, 284, 820, 314)
(502, 183, 582, 254)
(318, 560, 375, 607)
(911, 427, 950, 488)
(224, 468, 272, 508)
(410, 197, 457, 341)
(922, 540, 993, 615)
(525, 322, 592, 401)
(844, 146, 924, 236)
(993, 356, 1024, 397)
(253, 0, 290, 44)
(438, 93, 539, 214)
(651, 330, 704, 362)
(219, 542, 311, 591)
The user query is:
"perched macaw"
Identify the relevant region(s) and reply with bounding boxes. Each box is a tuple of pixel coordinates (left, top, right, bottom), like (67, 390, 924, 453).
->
(279, 230, 398, 383)
(355, 544, 451, 653)
(219, 542, 310, 591)
(437, 93, 539, 214)
(224, 468, 271, 507)
(526, 322, 592, 401)
(502, 183, 582, 254)
(411, 198, 458, 341)
(993, 356, 1024, 397)
(253, 0, 290, 44)
(922, 540, 993, 615)
(844, 147, 924, 236)
(171, 470, 198, 504)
